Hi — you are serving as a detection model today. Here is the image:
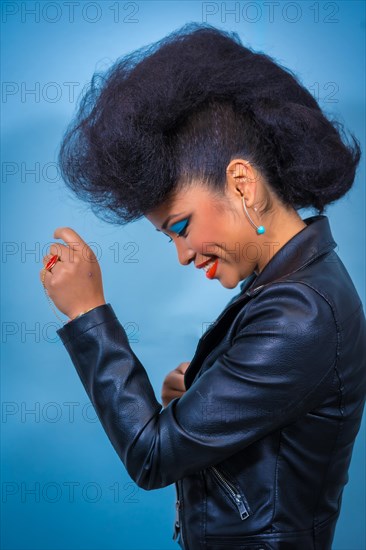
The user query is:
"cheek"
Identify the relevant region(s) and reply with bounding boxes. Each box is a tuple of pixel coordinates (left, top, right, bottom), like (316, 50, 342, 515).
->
(189, 221, 228, 256)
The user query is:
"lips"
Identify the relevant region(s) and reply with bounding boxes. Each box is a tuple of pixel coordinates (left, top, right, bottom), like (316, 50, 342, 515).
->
(196, 256, 217, 269)
(203, 258, 219, 279)
(196, 256, 219, 280)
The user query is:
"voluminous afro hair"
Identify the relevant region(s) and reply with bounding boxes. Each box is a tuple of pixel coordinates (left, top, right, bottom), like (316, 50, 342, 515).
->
(58, 22, 361, 225)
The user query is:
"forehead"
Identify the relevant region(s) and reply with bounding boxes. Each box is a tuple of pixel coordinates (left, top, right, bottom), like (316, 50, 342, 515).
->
(146, 184, 219, 223)
(146, 184, 226, 219)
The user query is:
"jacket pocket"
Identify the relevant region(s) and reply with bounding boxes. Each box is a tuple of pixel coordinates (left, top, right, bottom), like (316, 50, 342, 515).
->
(209, 465, 251, 521)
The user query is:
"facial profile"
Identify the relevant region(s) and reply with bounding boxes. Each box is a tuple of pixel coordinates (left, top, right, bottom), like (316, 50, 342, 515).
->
(146, 159, 280, 289)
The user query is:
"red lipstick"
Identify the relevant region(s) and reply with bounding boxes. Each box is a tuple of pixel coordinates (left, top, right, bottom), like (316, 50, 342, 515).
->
(206, 259, 218, 279)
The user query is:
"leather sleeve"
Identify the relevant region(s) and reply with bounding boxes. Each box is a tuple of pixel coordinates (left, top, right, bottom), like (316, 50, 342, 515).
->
(56, 282, 338, 490)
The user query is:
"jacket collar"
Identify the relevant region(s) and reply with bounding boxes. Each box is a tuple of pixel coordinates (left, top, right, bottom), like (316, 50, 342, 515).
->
(240, 215, 337, 298)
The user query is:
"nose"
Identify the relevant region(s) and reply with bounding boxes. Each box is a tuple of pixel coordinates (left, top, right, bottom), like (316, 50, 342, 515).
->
(175, 238, 195, 266)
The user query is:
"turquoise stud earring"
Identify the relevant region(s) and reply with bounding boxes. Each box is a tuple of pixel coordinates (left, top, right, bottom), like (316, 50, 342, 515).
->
(241, 196, 266, 235)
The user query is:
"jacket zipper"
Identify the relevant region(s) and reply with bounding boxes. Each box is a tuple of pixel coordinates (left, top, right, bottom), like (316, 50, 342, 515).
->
(209, 465, 250, 521)
(172, 480, 187, 548)
(172, 481, 180, 541)
(173, 495, 179, 540)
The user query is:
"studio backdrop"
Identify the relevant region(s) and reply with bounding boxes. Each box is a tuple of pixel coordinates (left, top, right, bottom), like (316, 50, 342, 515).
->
(1, 1, 365, 549)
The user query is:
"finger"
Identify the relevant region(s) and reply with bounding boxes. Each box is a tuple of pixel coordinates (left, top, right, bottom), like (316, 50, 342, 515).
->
(176, 362, 190, 374)
(161, 390, 185, 406)
(163, 372, 186, 391)
(39, 266, 51, 286)
(42, 248, 62, 266)
(53, 226, 90, 255)
(48, 242, 75, 263)
(40, 260, 58, 287)
(42, 249, 64, 269)
(42, 253, 53, 267)
(42, 254, 59, 272)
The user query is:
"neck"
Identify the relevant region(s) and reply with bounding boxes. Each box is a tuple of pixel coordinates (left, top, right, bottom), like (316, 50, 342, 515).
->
(254, 208, 307, 275)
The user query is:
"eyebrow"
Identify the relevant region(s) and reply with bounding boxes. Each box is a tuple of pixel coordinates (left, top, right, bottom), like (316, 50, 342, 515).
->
(155, 212, 186, 232)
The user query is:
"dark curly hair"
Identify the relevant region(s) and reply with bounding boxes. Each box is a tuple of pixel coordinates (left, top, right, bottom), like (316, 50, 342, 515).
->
(58, 22, 361, 225)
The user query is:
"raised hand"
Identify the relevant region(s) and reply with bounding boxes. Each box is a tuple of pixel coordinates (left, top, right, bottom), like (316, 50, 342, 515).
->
(40, 227, 106, 320)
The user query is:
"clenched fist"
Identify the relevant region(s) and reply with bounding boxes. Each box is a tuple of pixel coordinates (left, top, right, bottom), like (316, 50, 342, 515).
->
(40, 227, 106, 320)
(161, 362, 190, 407)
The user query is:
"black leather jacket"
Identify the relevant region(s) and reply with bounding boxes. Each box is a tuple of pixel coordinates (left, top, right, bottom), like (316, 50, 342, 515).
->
(57, 215, 366, 550)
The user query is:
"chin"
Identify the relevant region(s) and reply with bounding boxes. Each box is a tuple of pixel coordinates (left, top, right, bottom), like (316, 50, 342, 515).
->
(218, 276, 240, 290)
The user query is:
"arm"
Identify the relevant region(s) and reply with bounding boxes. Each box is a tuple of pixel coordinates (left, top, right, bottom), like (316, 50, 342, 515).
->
(56, 282, 337, 490)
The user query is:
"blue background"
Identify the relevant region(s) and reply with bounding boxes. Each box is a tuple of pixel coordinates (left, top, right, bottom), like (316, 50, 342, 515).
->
(1, 1, 365, 549)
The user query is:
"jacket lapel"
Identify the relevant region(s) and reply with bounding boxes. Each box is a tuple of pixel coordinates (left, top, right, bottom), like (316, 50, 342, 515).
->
(184, 274, 257, 389)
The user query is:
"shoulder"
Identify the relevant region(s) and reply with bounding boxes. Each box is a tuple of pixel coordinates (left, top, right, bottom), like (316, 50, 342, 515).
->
(235, 280, 338, 361)
(244, 279, 336, 326)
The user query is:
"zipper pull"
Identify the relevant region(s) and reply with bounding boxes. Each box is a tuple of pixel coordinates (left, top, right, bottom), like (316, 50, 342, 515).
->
(234, 494, 249, 520)
(246, 284, 264, 297)
(172, 499, 180, 540)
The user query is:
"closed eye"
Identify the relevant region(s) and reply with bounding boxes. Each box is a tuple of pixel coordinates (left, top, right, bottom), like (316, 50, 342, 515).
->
(167, 218, 190, 242)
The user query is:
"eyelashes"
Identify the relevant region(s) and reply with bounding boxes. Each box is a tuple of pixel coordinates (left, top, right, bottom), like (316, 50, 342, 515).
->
(166, 218, 190, 242)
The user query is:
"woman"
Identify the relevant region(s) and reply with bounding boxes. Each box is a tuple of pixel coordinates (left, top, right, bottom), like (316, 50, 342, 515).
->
(40, 23, 366, 549)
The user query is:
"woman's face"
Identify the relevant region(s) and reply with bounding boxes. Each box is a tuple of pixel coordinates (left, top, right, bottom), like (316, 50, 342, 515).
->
(146, 182, 263, 289)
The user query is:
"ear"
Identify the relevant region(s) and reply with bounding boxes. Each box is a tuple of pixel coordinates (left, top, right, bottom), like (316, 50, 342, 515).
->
(225, 158, 258, 208)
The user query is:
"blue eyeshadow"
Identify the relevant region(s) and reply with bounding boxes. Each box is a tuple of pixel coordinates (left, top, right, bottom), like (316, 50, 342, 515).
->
(169, 219, 188, 234)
